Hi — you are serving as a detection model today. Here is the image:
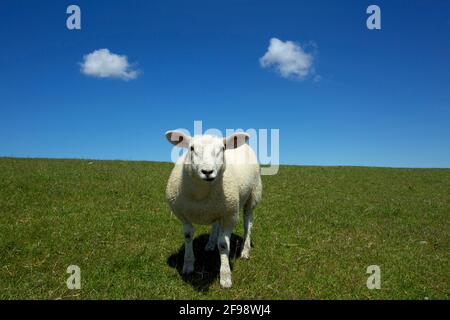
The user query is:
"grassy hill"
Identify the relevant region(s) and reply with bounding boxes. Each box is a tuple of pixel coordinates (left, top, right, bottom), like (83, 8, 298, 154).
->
(0, 157, 448, 299)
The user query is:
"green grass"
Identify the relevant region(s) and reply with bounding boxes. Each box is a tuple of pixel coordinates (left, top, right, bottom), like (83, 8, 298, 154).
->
(0, 157, 448, 299)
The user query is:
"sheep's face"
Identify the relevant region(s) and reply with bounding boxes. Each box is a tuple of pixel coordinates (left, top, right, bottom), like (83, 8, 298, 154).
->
(165, 131, 249, 183)
(188, 135, 225, 182)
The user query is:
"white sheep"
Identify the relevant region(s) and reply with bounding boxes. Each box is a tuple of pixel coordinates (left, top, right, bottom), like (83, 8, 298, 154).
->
(165, 130, 262, 288)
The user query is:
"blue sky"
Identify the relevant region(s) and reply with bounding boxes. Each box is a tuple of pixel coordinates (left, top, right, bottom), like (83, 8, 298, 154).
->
(0, 0, 449, 167)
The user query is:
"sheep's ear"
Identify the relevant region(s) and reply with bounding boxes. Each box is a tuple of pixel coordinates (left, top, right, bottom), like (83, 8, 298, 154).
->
(165, 130, 191, 148)
(224, 132, 249, 149)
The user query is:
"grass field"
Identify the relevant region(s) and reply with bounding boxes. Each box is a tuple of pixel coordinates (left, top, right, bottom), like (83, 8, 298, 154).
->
(0, 157, 448, 299)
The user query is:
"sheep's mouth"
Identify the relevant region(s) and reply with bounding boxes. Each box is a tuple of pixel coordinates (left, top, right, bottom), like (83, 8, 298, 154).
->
(203, 177, 216, 182)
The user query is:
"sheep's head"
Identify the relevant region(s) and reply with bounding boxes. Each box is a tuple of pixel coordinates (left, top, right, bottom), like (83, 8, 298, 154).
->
(165, 131, 249, 182)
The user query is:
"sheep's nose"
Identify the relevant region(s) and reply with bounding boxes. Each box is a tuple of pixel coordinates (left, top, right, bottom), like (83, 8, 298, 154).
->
(201, 169, 214, 176)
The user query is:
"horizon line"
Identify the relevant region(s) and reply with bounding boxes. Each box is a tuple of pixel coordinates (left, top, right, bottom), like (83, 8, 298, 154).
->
(1, 156, 449, 170)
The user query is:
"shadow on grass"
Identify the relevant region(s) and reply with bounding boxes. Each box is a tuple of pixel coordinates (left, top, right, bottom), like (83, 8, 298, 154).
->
(167, 233, 243, 292)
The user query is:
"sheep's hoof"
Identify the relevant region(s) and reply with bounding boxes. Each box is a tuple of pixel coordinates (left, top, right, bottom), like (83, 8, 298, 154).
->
(240, 250, 251, 260)
(205, 242, 216, 252)
(182, 263, 194, 274)
(220, 277, 232, 289)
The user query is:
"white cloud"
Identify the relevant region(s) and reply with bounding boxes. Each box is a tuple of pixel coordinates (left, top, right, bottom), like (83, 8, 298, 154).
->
(80, 49, 139, 80)
(260, 38, 315, 80)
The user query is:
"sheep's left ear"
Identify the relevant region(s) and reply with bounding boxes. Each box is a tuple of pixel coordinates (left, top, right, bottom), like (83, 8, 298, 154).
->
(165, 130, 191, 148)
(224, 132, 249, 149)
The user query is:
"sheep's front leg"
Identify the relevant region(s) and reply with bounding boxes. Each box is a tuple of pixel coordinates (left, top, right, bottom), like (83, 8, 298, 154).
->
(182, 223, 195, 274)
(205, 222, 219, 251)
(218, 227, 232, 288)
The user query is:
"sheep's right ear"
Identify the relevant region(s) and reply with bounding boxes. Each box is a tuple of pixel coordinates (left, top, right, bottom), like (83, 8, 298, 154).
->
(165, 130, 191, 148)
(224, 132, 249, 149)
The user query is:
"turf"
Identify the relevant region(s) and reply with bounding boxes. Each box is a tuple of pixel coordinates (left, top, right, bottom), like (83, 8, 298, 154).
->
(0, 157, 448, 299)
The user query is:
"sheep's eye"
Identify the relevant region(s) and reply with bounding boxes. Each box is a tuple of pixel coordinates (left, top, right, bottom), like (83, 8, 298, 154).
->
(190, 146, 194, 152)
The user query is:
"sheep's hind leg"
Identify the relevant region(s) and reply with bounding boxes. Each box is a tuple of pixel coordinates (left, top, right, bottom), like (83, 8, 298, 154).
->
(241, 208, 253, 259)
(205, 222, 219, 251)
(218, 227, 233, 288)
(182, 223, 195, 274)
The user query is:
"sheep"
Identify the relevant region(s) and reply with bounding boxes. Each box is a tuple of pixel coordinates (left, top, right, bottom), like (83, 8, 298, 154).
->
(165, 130, 262, 288)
